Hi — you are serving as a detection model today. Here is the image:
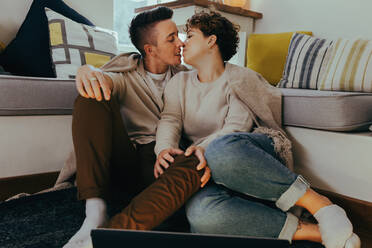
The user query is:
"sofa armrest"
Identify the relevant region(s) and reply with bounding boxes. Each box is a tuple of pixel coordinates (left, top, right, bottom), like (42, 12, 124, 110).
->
(0, 75, 77, 179)
(0, 75, 77, 116)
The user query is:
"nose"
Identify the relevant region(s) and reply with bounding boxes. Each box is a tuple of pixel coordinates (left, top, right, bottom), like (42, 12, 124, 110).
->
(176, 36, 185, 47)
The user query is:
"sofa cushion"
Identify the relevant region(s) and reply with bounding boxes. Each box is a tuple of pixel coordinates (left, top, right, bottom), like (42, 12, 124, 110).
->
(281, 88, 372, 131)
(0, 75, 77, 115)
(0, 0, 93, 78)
(278, 33, 333, 89)
(246, 31, 312, 86)
(319, 38, 372, 92)
(45, 8, 118, 79)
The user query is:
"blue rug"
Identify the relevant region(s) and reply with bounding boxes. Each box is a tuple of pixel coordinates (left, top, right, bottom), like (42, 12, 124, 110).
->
(0, 187, 85, 248)
(0, 187, 189, 248)
(0, 187, 323, 248)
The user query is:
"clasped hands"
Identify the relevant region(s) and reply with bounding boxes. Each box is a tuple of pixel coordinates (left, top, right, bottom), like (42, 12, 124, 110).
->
(154, 146, 211, 188)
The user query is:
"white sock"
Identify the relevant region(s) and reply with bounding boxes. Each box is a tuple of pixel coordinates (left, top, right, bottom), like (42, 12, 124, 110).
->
(63, 198, 108, 248)
(314, 204, 353, 248)
(344, 233, 361, 248)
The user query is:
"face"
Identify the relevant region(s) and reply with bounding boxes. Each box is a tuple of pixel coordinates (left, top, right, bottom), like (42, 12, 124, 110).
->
(150, 19, 184, 66)
(183, 27, 210, 65)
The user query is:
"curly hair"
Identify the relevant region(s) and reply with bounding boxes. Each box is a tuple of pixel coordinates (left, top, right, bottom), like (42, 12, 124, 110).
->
(129, 7, 173, 56)
(185, 11, 240, 61)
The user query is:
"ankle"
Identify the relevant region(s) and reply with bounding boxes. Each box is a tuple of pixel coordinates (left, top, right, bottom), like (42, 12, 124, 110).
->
(293, 221, 322, 243)
(296, 189, 332, 215)
(85, 198, 107, 217)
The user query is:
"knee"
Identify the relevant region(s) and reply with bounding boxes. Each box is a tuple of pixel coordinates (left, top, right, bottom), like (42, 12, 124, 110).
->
(172, 154, 199, 171)
(205, 133, 245, 178)
(167, 154, 203, 184)
(205, 133, 267, 182)
(205, 134, 237, 160)
(74, 95, 107, 112)
(185, 189, 222, 233)
(73, 95, 118, 122)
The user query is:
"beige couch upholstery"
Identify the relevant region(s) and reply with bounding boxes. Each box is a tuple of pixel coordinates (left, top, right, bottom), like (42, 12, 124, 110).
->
(0, 75, 77, 178)
(1, 73, 371, 204)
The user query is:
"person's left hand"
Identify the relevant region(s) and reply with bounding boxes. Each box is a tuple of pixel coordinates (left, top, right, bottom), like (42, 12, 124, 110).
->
(184, 146, 211, 188)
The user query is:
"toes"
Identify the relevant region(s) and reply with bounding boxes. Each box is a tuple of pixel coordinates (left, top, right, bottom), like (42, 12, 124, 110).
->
(344, 233, 361, 248)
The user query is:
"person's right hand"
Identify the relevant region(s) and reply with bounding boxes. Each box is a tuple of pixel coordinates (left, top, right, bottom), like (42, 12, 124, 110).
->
(154, 148, 184, 178)
(75, 64, 113, 101)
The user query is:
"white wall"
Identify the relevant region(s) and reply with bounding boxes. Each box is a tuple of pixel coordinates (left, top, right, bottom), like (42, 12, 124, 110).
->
(0, 0, 113, 46)
(250, 0, 372, 40)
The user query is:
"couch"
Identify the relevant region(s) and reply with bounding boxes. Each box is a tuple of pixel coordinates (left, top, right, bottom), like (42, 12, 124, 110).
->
(1, 73, 371, 201)
(1, 0, 370, 199)
(0, 74, 76, 179)
(0, 0, 116, 195)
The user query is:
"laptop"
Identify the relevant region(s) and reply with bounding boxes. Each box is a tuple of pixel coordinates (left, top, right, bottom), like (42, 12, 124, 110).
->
(91, 228, 290, 248)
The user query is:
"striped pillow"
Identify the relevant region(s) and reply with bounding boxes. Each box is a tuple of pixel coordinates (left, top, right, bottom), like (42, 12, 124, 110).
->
(278, 33, 333, 89)
(319, 38, 372, 92)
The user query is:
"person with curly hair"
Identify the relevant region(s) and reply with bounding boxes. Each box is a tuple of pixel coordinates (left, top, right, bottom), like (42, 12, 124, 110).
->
(77, 10, 360, 248)
(154, 11, 360, 248)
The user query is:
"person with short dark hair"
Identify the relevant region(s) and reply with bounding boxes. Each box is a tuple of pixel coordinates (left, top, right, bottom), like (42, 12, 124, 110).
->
(155, 11, 360, 248)
(63, 7, 211, 248)
(65, 7, 360, 248)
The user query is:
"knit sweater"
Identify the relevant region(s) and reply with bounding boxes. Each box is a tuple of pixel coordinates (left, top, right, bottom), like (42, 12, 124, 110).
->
(154, 69, 253, 155)
(55, 55, 294, 188)
(102, 52, 186, 144)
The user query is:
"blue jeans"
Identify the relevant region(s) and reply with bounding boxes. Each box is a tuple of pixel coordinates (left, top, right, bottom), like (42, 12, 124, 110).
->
(186, 132, 310, 241)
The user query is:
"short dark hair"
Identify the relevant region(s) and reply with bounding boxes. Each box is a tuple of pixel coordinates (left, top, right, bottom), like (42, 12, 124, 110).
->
(186, 11, 240, 61)
(129, 6, 173, 56)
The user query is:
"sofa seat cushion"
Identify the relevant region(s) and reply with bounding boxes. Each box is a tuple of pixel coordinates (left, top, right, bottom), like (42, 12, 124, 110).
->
(281, 88, 372, 131)
(0, 75, 77, 115)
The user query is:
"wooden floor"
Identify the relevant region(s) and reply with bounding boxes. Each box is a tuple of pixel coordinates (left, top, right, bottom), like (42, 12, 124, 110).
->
(358, 231, 372, 248)
(316, 188, 372, 248)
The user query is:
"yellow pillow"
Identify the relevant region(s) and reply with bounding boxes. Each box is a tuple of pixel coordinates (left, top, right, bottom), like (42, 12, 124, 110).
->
(0, 41, 5, 52)
(246, 31, 312, 85)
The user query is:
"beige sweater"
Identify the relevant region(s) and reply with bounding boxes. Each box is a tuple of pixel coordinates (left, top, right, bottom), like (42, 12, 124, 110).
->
(55, 55, 293, 188)
(154, 68, 253, 155)
(54, 53, 187, 186)
(102, 53, 187, 144)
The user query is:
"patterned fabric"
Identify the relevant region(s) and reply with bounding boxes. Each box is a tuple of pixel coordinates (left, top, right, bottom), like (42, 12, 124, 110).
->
(278, 33, 333, 89)
(319, 38, 372, 92)
(45, 8, 118, 79)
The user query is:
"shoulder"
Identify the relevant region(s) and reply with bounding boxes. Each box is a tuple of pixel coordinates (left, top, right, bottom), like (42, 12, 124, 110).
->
(225, 63, 260, 80)
(101, 52, 141, 73)
(225, 62, 275, 90)
(170, 64, 190, 75)
(165, 70, 196, 92)
(170, 69, 196, 82)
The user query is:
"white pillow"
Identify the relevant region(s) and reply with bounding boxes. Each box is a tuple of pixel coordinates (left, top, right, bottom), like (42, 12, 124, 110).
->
(319, 38, 372, 92)
(45, 8, 118, 78)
